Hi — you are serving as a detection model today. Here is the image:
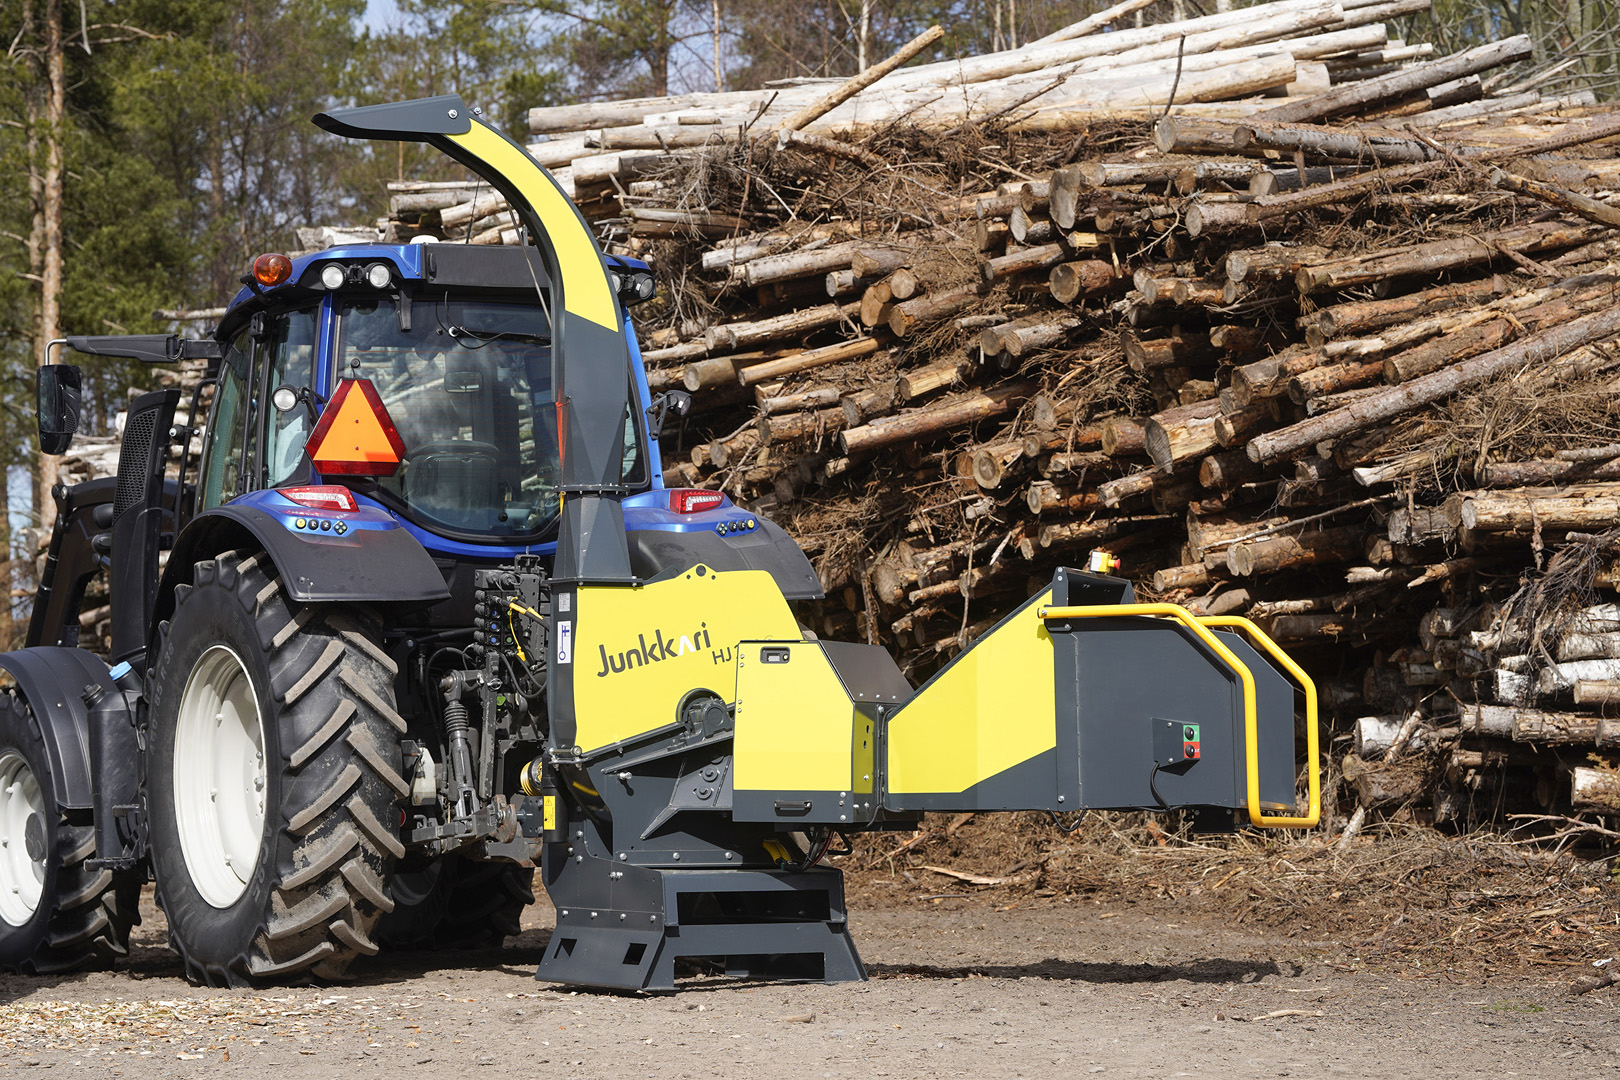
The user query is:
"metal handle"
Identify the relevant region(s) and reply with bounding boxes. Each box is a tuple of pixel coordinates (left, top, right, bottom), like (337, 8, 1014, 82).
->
(1197, 616, 1320, 829)
(1037, 603, 1317, 829)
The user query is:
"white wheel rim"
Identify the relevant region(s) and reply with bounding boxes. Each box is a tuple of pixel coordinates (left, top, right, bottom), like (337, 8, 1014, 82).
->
(173, 646, 267, 908)
(0, 749, 46, 925)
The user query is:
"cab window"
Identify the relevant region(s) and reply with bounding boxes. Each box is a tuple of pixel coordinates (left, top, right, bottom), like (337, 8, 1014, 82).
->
(261, 309, 319, 488)
(199, 328, 252, 511)
(336, 293, 649, 541)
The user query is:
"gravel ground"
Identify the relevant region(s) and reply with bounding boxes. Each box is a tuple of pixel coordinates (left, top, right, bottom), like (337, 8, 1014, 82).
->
(1, 886, 1618, 1078)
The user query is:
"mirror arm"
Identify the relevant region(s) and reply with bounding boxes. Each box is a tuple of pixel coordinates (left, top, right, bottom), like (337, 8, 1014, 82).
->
(273, 384, 323, 426)
(298, 387, 322, 426)
(177, 340, 223, 361)
(645, 389, 692, 440)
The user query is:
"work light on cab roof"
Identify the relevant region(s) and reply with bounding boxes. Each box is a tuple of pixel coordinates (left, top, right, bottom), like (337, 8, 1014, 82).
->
(610, 266, 656, 303)
(317, 260, 394, 290)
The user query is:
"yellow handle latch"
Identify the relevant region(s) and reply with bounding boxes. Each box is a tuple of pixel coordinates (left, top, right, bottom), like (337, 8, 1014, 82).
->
(1036, 603, 1320, 829)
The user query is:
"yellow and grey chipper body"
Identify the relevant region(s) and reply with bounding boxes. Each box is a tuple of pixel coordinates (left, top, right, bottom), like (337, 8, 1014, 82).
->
(311, 96, 1320, 990)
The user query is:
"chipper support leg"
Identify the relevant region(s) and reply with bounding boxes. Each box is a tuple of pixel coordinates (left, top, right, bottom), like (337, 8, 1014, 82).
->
(537, 842, 863, 991)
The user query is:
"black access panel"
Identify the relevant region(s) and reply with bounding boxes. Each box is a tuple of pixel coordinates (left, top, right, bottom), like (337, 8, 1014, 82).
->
(1045, 581, 1298, 815)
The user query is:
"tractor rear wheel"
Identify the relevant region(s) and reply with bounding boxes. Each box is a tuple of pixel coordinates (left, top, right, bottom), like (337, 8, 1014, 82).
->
(0, 692, 139, 974)
(147, 550, 407, 986)
(376, 855, 533, 950)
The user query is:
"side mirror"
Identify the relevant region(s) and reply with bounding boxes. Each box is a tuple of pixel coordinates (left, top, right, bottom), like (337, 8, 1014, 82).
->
(37, 364, 82, 455)
(645, 389, 691, 439)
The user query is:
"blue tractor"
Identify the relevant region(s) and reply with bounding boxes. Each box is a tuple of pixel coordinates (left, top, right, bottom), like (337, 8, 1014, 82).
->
(0, 96, 1318, 990)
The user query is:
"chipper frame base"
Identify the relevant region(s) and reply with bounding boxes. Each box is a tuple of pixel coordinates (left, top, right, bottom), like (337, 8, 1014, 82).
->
(537, 865, 863, 991)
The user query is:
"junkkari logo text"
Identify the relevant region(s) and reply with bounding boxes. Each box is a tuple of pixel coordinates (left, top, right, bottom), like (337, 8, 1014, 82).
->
(595, 624, 714, 677)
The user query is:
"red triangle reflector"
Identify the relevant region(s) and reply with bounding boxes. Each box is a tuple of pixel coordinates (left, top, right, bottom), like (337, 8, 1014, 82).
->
(305, 378, 407, 476)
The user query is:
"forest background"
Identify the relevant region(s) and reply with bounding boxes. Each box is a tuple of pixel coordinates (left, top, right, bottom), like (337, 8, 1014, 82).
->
(0, 0, 1610, 632)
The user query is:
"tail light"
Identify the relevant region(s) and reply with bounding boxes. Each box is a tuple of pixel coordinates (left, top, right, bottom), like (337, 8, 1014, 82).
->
(670, 489, 725, 515)
(279, 485, 359, 513)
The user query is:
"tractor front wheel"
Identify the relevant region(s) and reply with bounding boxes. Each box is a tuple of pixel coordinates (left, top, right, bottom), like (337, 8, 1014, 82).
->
(0, 692, 138, 974)
(147, 550, 407, 986)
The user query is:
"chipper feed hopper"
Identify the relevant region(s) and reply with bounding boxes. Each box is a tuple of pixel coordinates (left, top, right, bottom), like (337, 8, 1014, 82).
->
(0, 96, 1317, 992)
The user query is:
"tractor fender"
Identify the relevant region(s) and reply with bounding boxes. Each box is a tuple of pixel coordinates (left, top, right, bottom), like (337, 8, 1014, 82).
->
(155, 500, 451, 626)
(0, 647, 117, 811)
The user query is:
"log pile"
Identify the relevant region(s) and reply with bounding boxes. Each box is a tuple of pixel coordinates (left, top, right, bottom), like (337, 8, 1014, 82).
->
(379, 0, 1596, 245)
(397, 13, 1620, 834)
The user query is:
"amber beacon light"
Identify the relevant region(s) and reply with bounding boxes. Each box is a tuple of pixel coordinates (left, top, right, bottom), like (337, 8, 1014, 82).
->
(251, 252, 293, 287)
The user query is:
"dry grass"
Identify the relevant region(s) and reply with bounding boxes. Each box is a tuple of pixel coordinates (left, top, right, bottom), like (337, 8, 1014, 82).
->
(845, 812, 1620, 980)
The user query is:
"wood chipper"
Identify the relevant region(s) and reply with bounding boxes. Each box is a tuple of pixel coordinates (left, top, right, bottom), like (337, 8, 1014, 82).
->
(0, 95, 1317, 991)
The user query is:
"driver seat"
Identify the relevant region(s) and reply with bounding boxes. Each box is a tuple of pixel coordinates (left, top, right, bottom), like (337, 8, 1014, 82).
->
(403, 440, 502, 531)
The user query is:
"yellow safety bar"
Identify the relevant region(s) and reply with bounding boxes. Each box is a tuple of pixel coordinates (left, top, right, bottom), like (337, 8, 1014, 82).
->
(1196, 616, 1320, 828)
(1035, 604, 1319, 828)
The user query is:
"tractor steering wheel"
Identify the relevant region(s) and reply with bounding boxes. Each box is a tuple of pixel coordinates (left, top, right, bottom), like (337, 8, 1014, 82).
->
(407, 439, 501, 463)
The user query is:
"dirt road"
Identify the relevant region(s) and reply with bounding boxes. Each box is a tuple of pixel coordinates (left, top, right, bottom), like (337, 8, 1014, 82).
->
(1, 886, 1616, 1078)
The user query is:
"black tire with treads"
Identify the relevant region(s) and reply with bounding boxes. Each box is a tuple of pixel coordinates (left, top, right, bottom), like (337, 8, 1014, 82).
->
(376, 856, 534, 951)
(147, 549, 407, 986)
(0, 693, 140, 974)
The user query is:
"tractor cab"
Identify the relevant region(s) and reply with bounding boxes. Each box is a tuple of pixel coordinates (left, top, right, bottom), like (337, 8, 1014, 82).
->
(197, 243, 659, 555)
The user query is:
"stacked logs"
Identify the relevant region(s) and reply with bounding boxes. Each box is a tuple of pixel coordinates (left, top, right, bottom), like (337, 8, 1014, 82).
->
(376, 26, 1620, 830)
(380, 0, 1595, 244)
(1344, 591, 1620, 829)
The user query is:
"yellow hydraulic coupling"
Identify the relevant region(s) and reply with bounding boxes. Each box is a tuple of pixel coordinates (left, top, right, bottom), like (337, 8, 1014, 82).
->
(520, 758, 545, 796)
(520, 759, 565, 841)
